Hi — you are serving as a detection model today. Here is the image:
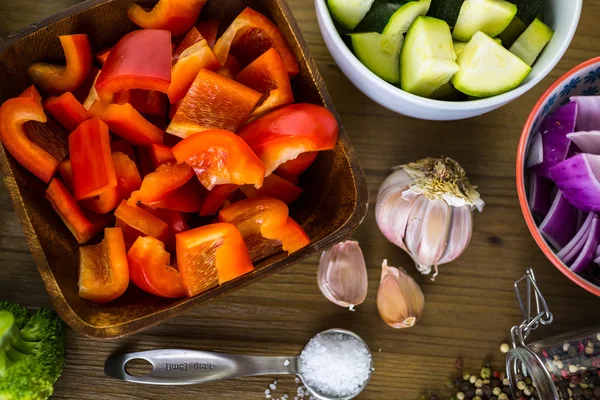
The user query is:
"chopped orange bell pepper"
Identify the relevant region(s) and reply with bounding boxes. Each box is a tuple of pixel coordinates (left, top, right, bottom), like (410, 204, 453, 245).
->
(28, 34, 93, 95)
(114, 90, 168, 117)
(135, 146, 156, 178)
(241, 174, 302, 205)
(110, 139, 137, 163)
(218, 197, 310, 260)
(69, 118, 117, 200)
(167, 69, 261, 138)
(127, 236, 186, 298)
(276, 151, 317, 181)
(168, 40, 220, 104)
(199, 184, 239, 216)
(213, 8, 299, 77)
(198, 20, 219, 49)
(147, 143, 175, 168)
(176, 223, 254, 296)
(45, 178, 106, 244)
(172, 129, 265, 190)
(95, 48, 111, 66)
(78, 227, 129, 303)
(129, 162, 193, 205)
(115, 200, 169, 246)
(95, 30, 172, 103)
(58, 158, 74, 190)
(172, 26, 204, 63)
(0, 85, 59, 183)
(43, 92, 89, 132)
(217, 55, 241, 79)
(235, 48, 294, 118)
(89, 101, 164, 145)
(141, 205, 188, 251)
(128, 0, 208, 37)
(139, 178, 204, 213)
(237, 104, 338, 175)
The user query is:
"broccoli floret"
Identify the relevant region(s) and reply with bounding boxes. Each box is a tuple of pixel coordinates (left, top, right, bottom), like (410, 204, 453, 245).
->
(0, 302, 65, 400)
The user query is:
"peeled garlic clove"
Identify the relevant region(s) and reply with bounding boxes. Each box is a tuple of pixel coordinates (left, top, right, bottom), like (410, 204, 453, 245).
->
(377, 259, 424, 329)
(318, 241, 368, 310)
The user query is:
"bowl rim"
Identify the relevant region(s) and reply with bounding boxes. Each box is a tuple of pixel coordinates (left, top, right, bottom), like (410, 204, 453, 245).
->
(517, 56, 600, 297)
(314, 0, 583, 111)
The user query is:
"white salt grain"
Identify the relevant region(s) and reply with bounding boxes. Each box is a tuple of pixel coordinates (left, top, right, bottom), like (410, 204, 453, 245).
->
(300, 333, 371, 397)
(270, 383, 277, 390)
(284, 359, 290, 367)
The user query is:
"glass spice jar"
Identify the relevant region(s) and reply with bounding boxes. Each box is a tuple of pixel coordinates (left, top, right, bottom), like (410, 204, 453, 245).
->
(506, 270, 600, 400)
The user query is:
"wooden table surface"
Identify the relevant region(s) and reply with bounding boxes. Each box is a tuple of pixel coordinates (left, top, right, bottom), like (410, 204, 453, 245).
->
(2, 1, 600, 399)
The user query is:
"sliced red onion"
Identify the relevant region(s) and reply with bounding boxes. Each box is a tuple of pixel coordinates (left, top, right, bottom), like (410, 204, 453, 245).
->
(595, 243, 600, 259)
(578, 210, 589, 231)
(557, 212, 594, 263)
(571, 96, 600, 131)
(550, 153, 600, 213)
(567, 131, 600, 154)
(527, 171, 553, 216)
(526, 133, 543, 168)
(535, 101, 578, 178)
(571, 215, 600, 273)
(539, 191, 578, 250)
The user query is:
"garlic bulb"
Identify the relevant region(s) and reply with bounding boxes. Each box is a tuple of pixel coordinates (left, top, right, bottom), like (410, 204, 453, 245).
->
(376, 157, 484, 279)
(377, 259, 424, 329)
(318, 240, 368, 310)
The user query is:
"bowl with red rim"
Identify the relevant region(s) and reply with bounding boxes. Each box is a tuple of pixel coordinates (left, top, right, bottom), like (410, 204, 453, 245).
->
(517, 57, 600, 297)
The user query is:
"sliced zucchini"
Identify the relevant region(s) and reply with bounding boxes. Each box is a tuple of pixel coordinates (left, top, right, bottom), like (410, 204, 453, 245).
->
(355, 0, 410, 33)
(453, 38, 500, 57)
(351, 32, 401, 83)
(427, 0, 465, 26)
(452, 0, 517, 42)
(430, 82, 461, 100)
(507, 0, 549, 25)
(401, 16, 459, 97)
(382, 0, 432, 41)
(452, 31, 531, 97)
(497, 15, 527, 48)
(509, 18, 554, 66)
(327, 0, 376, 30)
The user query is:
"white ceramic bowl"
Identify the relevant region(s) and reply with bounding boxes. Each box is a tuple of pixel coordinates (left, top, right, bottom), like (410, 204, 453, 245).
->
(315, 0, 582, 121)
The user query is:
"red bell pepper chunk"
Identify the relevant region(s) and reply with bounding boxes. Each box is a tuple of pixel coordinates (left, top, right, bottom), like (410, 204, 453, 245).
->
(199, 184, 239, 216)
(141, 205, 188, 251)
(241, 174, 302, 205)
(218, 197, 310, 261)
(129, 162, 193, 205)
(0, 85, 59, 183)
(110, 139, 137, 163)
(95, 48, 111, 67)
(138, 178, 204, 213)
(78, 227, 129, 303)
(127, 236, 186, 298)
(135, 146, 156, 178)
(235, 48, 294, 118)
(115, 200, 169, 246)
(198, 20, 219, 49)
(172, 129, 265, 190)
(128, 0, 208, 37)
(28, 34, 93, 95)
(237, 104, 339, 175)
(114, 90, 168, 117)
(89, 101, 164, 145)
(147, 143, 175, 168)
(276, 151, 317, 181)
(167, 69, 261, 138)
(176, 223, 254, 296)
(43, 92, 89, 132)
(168, 40, 220, 104)
(69, 118, 117, 200)
(45, 178, 106, 244)
(213, 8, 299, 77)
(95, 30, 172, 104)
(217, 55, 241, 79)
(81, 69, 102, 109)
(172, 26, 204, 63)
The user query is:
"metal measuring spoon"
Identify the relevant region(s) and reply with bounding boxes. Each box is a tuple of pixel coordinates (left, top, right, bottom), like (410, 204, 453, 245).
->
(104, 328, 373, 400)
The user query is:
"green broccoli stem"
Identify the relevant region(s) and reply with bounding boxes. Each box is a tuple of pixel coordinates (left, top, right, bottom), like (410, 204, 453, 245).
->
(0, 311, 37, 376)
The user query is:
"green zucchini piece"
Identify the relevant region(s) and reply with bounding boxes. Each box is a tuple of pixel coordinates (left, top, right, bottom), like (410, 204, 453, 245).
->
(351, 32, 401, 83)
(401, 16, 459, 97)
(507, 0, 549, 25)
(354, 0, 410, 33)
(452, 31, 531, 97)
(453, 38, 500, 57)
(328, 0, 376, 30)
(427, 0, 464, 26)
(452, 0, 517, 42)
(509, 18, 554, 66)
(382, 0, 431, 40)
(430, 82, 461, 100)
(497, 15, 527, 48)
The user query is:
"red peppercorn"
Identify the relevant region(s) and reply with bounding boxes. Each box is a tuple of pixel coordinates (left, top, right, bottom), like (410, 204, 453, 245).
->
(519, 396, 528, 400)
(542, 349, 549, 358)
(593, 358, 600, 368)
(561, 370, 570, 379)
(579, 342, 586, 354)
(493, 371, 500, 378)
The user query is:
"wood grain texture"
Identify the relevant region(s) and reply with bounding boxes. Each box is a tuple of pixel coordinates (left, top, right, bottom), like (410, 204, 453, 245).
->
(1, 0, 600, 399)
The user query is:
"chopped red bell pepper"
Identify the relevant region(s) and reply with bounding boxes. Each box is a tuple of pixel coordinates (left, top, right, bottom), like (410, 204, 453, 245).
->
(129, 162, 193, 205)
(168, 40, 220, 104)
(28, 34, 93, 95)
(115, 200, 169, 246)
(82, 69, 102, 109)
(218, 197, 310, 260)
(176, 223, 254, 296)
(168, 100, 180, 121)
(172, 26, 204, 63)
(135, 146, 156, 178)
(241, 174, 302, 205)
(89, 101, 164, 145)
(43, 92, 89, 132)
(141, 205, 188, 251)
(166, 69, 261, 138)
(110, 139, 137, 163)
(74, 66, 100, 104)
(172, 129, 265, 190)
(95, 48, 111, 67)
(276, 151, 317, 181)
(58, 158, 74, 190)
(217, 55, 241, 79)
(199, 184, 239, 216)
(138, 178, 204, 212)
(69, 118, 117, 200)
(235, 48, 294, 118)
(213, 8, 299, 77)
(237, 104, 338, 175)
(95, 30, 172, 103)
(127, 236, 186, 298)
(78, 227, 129, 303)
(128, 0, 208, 37)
(113, 89, 168, 117)
(0, 85, 59, 183)
(147, 143, 175, 168)
(45, 178, 106, 244)
(198, 20, 219, 49)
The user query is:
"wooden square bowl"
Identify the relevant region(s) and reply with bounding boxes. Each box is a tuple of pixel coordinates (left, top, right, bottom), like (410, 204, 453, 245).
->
(0, 0, 368, 339)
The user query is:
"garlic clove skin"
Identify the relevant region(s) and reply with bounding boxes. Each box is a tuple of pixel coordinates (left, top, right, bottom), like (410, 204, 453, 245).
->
(377, 259, 424, 329)
(318, 240, 368, 310)
(439, 205, 473, 265)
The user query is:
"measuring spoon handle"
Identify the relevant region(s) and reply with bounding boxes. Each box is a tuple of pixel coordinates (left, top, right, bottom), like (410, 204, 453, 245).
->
(104, 349, 299, 385)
